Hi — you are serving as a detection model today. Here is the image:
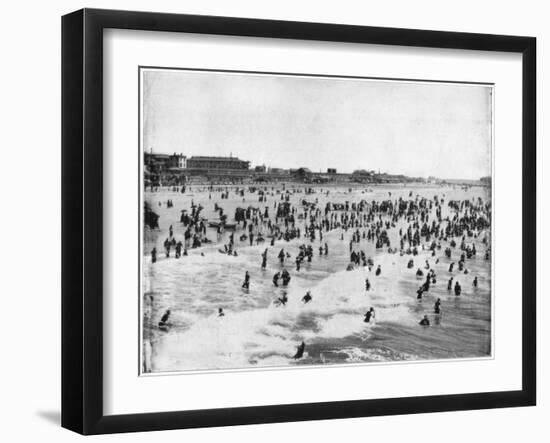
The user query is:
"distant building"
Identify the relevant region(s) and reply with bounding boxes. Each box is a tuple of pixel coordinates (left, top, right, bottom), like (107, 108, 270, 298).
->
(169, 153, 187, 169)
(313, 174, 332, 183)
(351, 169, 374, 182)
(255, 165, 267, 173)
(327, 168, 337, 174)
(144, 152, 187, 173)
(268, 167, 288, 174)
(372, 172, 408, 183)
(480, 176, 491, 187)
(187, 155, 250, 170)
(427, 176, 438, 184)
(291, 167, 313, 181)
(144, 152, 171, 173)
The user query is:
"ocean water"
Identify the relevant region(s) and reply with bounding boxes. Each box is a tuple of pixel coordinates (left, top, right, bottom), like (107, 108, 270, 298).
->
(142, 184, 491, 373)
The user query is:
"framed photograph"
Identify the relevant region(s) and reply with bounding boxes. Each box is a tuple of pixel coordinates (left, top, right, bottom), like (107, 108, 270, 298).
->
(62, 8, 536, 435)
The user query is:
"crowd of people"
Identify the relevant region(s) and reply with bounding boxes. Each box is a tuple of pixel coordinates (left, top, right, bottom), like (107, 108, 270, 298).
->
(146, 183, 491, 359)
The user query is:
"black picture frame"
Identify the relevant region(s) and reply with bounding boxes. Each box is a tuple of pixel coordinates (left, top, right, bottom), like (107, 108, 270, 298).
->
(61, 8, 536, 435)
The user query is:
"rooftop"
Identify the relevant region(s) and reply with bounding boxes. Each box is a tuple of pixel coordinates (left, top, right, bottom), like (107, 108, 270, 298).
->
(145, 153, 170, 158)
(189, 156, 248, 162)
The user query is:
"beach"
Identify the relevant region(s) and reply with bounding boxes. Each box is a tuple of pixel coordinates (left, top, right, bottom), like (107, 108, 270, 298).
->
(142, 183, 491, 373)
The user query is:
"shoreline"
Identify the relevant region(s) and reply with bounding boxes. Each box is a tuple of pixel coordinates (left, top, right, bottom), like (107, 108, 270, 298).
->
(145, 180, 490, 191)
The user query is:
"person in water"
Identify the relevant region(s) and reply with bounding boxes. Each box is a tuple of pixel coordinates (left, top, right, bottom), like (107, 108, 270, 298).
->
(434, 298, 441, 314)
(375, 265, 381, 276)
(473, 276, 478, 288)
(293, 341, 306, 359)
(277, 292, 288, 306)
(447, 277, 453, 291)
(454, 281, 462, 296)
(419, 315, 430, 326)
(302, 291, 312, 304)
(281, 269, 291, 286)
(158, 309, 170, 327)
(218, 308, 225, 317)
(364, 307, 375, 323)
(272, 272, 280, 287)
(151, 247, 157, 264)
(365, 278, 371, 291)
(242, 271, 250, 289)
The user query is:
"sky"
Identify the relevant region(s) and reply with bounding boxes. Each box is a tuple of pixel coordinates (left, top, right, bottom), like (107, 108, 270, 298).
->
(142, 68, 493, 180)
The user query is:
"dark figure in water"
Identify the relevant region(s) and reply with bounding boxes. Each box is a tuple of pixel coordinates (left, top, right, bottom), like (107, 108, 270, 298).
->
(273, 272, 280, 287)
(261, 249, 268, 269)
(278, 249, 285, 264)
(302, 291, 312, 304)
(416, 286, 424, 300)
(242, 271, 250, 289)
(364, 307, 375, 323)
(449, 262, 455, 272)
(447, 277, 453, 291)
(158, 309, 170, 327)
(419, 315, 430, 326)
(293, 341, 306, 359)
(375, 265, 381, 276)
(365, 278, 371, 291)
(281, 269, 291, 286)
(218, 308, 225, 317)
(454, 281, 462, 296)
(434, 298, 441, 314)
(151, 247, 157, 264)
(424, 275, 431, 292)
(473, 276, 478, 288)
(277, 292, 288, 306)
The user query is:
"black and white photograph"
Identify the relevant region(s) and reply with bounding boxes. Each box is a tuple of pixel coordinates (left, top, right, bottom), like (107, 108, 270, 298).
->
(0, 0, 545, 439)
(140, 68, 493, 374)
